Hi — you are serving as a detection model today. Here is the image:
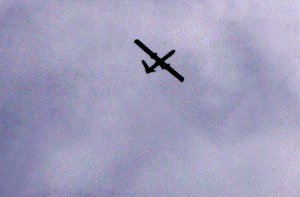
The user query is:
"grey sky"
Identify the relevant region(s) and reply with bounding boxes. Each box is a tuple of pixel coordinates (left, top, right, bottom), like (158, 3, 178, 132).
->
(1, 0, 300, 196)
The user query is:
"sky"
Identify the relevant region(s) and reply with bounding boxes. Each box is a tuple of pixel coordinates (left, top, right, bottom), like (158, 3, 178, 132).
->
(1, 0, 300, 196)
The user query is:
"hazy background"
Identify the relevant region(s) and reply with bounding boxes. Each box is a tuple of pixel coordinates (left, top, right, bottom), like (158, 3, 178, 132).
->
(1, 0, 300, 196)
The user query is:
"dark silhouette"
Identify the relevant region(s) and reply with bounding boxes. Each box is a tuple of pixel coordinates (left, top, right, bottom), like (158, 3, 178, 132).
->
(134, 39, 184, 82)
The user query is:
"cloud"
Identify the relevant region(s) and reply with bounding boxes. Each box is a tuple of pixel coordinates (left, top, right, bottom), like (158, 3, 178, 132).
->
(1, 0, 300, 196)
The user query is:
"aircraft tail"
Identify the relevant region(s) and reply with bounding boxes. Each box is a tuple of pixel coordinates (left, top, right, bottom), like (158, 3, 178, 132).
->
(142, 60, 155, 74)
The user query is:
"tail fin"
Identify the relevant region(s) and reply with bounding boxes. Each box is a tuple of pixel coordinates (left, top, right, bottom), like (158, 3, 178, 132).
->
(142, 60, 155, 74)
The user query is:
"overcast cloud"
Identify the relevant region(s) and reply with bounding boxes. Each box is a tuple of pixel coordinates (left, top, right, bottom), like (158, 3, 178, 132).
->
(1, 0, 300, 196)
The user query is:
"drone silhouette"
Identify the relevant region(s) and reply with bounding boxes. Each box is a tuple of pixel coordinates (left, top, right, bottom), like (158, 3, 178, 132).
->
(134, 39, 184, 82)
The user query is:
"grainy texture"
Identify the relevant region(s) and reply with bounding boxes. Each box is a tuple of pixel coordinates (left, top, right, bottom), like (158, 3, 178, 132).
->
(1, 0, 300, 196)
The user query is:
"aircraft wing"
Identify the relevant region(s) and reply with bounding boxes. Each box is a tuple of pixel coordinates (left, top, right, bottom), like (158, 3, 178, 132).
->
(148, 50, 175, 71)
(134, 39, 157, 59)
(155, 59, 184, 82)
(164, 64, 184, 82)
